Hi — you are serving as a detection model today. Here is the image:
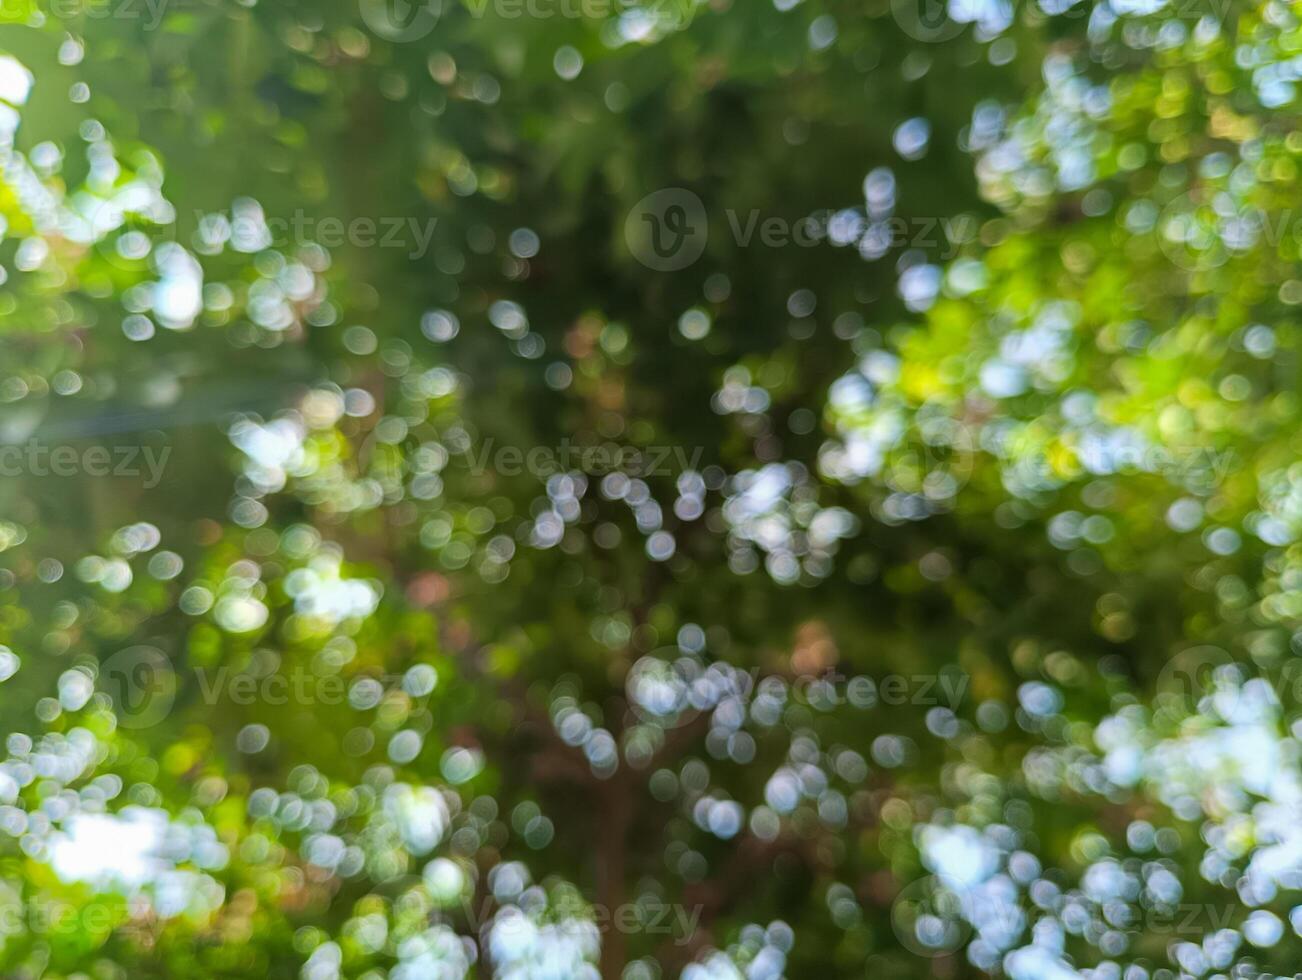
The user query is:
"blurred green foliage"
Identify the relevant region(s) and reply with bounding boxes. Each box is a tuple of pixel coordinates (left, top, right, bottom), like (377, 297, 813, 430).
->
(0, 0, 1299, 977)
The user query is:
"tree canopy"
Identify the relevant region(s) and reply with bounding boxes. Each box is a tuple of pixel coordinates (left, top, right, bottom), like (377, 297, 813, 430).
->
(0, 0, 1299, 977)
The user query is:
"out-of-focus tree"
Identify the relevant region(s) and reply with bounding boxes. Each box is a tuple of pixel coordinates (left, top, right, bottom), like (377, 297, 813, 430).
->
(0, 0, 1298, 977)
